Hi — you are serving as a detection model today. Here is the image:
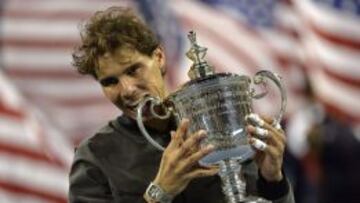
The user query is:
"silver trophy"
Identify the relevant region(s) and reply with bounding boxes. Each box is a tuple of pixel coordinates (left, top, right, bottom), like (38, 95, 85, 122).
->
(137, 31, 287, 203)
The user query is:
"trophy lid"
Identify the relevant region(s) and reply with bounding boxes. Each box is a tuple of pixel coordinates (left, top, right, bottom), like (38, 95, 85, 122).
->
(186, 31, 214, 80)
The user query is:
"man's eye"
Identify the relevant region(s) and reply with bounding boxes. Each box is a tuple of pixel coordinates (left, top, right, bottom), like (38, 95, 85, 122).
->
(100, 77, 119, 87)
(126, 65, 141, 76)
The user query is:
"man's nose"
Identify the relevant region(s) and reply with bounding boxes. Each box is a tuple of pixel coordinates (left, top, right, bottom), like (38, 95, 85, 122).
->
(118, 77, 137, 100)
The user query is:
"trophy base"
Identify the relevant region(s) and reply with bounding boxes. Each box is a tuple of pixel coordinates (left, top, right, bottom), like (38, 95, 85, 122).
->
(199, 145, 255, 166)
(239, 196, 271, 203)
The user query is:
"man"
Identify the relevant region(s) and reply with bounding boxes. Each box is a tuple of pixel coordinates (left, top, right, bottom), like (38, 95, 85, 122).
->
(69, 6, 294, 203)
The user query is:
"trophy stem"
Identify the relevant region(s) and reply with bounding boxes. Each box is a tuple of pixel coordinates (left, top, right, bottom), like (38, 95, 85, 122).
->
(218, 159, 247, 203)
(218, 159, 272, 203)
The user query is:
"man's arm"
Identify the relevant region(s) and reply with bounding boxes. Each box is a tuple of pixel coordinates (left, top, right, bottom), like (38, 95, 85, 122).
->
(69, 160, 114, 203)
(69, 138, 118, 203)
(257, 171, 295, 203)
(246, 114, 295, 203)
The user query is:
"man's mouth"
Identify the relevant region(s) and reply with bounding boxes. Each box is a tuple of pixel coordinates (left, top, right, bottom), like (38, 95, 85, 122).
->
(121, 94, 152, 117)
(125, 94, 151, 108)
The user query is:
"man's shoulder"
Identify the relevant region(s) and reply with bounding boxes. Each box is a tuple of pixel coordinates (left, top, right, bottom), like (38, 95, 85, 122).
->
(74, 118, 119, 161)
(79, 119, 115, 144)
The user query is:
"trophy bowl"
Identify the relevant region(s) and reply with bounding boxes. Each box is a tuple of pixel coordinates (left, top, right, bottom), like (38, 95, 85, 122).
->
(166, 73, 255, 165)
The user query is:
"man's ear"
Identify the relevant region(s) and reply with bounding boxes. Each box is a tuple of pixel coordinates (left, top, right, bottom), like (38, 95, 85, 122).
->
(153, 46, 166, 75)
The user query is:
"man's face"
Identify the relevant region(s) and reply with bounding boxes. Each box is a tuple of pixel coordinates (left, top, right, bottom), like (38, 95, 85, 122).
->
(96, 46, 167, 119)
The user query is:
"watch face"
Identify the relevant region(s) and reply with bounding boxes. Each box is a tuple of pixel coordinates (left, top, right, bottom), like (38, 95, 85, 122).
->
(147, 183, 173, 203)
(148, 184, 160, 199)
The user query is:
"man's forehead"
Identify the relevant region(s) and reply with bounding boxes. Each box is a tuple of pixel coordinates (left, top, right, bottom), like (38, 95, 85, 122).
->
(105, 46, 137, 64)
(96, 46, 139, 78)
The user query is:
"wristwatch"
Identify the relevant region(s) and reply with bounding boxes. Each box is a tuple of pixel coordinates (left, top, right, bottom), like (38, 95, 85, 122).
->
(145, 182, 173, 203)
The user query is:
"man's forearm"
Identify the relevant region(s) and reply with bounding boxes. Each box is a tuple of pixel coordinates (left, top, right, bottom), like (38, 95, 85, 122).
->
(257, 172, 295, 203)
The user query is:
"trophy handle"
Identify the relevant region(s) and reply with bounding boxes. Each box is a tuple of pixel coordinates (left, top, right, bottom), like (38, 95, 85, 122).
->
(136, 96, 172, 151)
(251, 70, 287, 125)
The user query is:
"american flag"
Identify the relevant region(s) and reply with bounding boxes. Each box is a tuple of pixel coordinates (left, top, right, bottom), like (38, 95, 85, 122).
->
(168, 0, 360, 124)
(1, 0, 132, 202)
(0, 0, 359, 202)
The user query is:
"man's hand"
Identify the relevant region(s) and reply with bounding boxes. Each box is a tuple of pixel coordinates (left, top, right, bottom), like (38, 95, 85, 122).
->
(152, 119, 219, 197)
(246, 114, 286, 182)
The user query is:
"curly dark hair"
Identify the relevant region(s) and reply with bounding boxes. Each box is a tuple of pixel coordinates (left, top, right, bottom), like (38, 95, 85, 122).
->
(72, 7, 160, 78)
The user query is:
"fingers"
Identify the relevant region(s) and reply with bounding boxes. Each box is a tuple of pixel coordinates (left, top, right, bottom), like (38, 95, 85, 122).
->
(246, 113, 286, 155)
(249, 137, 267, 151)
(185, 165, 219, 179)
(246, 113, 286, 143)
(178, 130, 207, 157)
(156, 118, 218, 195)
(167, 118, 214, 168)
(249, 137, 283, 162)
(176, 129, 214, 171)
(176, 118, 189, 142)
(259, 115, 283, 131)
(247, 124, 284, 151)
(179, 144, 215, 171)
(248, 114, 281, 131)
(259, 115, 274, 125)
(168, 119, 190, 149)
(246, 113, 268, 127)
(247, 125, 269, 139)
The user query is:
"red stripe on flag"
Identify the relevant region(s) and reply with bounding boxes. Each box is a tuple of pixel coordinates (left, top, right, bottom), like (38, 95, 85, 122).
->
(0, 181, 67, 203)
(321, 65, 360, 88)
(317, 95, 360, 125)
(5, 68, 82, 79)
(309, 21, 360, 50)
(0, 102, 24, 119)
(23, 93, 108, 107)
(1, 38, 78, 49)
(0, 141, 65, 168)
(304, 53, 360, 88)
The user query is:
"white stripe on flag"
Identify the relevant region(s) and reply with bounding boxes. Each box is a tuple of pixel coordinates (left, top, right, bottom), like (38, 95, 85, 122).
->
(0, 152, 68, 197)
(296, 0, 360, 42)
(0, 189, 50, 203)
(309, 68, 360, 119)
(11, 77, 103, 99)
(2, 17, 80, 41)
(3, 47, 73, 68)
(304, 32, 360, 79)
